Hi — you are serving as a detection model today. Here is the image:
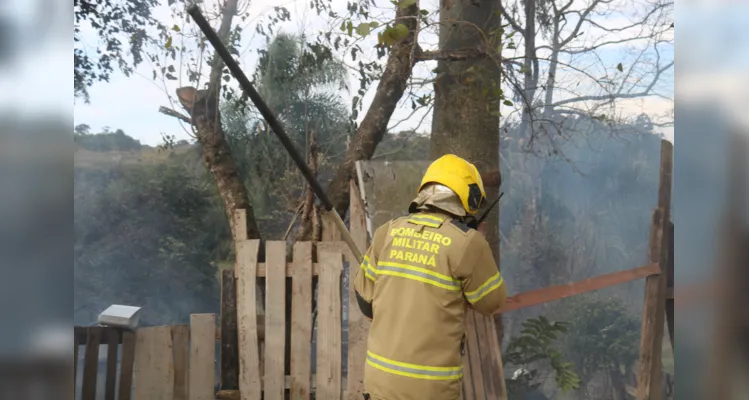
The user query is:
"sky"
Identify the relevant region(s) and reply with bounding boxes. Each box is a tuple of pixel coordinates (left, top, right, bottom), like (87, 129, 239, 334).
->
(71, 0, 678, 146)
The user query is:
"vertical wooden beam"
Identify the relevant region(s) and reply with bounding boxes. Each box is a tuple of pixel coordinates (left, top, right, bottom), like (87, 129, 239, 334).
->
(104, 329, 120, 400)
(473, 315, 497, 398)
(461, 351, 475, 400)
(464, 311, 486, 400)
(317, 247, 343, 400)
(221, 269, 240, 390)
(265, 241, 288, 400)
(132, 326, 175, 399)
(346, 179, 371, 400)
(636, 140, 673, 400)
(665, 221, 674, 351)
(172, 325, 190, 400)
(118, 330, 136, 400)
(484, 314, 508, 400)
(237, 239, 262, 400)
(190, 314, 217, 400)
(707, 129, 748, 399)
(290, 242, 313, 400)
(81, 327, 102, 400)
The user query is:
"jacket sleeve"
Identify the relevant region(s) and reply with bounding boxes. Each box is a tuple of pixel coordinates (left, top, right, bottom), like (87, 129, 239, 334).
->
(454, 232, 507, 315)
(353, 223, 388, 319)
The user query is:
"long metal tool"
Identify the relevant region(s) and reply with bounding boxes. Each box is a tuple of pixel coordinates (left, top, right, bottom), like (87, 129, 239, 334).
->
(187, 5, 363, 264)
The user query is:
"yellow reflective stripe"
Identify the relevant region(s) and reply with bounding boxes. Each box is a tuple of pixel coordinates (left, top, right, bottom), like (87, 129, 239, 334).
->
(360, 255, 377, 281)
(464, 272, 504, 304)
(376, 261, 461, 291)
(407, 214, 446, 228)
(366, 351, 463, 380)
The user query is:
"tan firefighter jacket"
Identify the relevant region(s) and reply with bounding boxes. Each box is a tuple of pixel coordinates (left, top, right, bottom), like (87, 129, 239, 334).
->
(354, 210, 507, 400)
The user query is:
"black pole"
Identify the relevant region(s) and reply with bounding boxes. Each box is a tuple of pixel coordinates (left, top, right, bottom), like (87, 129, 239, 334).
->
(187, 5, 334, 213)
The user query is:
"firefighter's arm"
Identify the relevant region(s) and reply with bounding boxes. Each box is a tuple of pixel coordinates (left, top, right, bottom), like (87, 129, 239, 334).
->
(353, 223, 388, 319)
(456, 232, 507, 315)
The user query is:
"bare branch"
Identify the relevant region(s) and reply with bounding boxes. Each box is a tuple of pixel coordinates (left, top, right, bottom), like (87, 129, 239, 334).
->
(159, 106, 191, 123)
(551, 60, 673, 108)
(498, 2, 525, 33)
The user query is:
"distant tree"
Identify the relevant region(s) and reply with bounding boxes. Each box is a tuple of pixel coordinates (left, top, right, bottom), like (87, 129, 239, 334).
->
(74, 128, 142, 151)
(74, 161, 226, 325)
(74, 123, 91, 135)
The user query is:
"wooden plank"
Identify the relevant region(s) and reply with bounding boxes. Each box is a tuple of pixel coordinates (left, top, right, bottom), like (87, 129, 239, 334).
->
(73, 340, 79, 390)
(345, 179, 370, 400)
(290, 241, 313, 400)
(265, 241, 287, 400)
(81, 327, 102, 400)
(665, 221, 674, 351)
(473, 314, 496, 397)
(233, 208, 249, 242)
(636, 139, 672, 400)
(237, 239, 262, 400)
(190, 314, 217, 400)
(317, 248, 343, 400)
(118, 331, 136, 400)
(172, 325, 190, 400)
(496, 263, 661, 314)
(132, 326, 175, 399)
(221, 269, 240, 390)
(484, 315, 507, 400)
(105, 328, 120, 400)
(322, 213, 342, 241)
(461, 351, 474, 400)
(464, 311, 486, 400)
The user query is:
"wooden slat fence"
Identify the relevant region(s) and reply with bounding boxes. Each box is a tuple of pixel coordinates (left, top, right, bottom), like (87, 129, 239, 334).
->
(73, 315, 216, 400)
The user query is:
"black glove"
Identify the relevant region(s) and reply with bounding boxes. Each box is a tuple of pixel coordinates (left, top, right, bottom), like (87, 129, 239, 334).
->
(465, 216, 479, 230)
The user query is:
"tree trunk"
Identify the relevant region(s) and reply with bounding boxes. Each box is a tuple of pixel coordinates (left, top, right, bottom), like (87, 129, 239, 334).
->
(431, 0, 502, 337)
(174, 0, 266, 333)
(325, 2, 420, 219)
(175, 0, 261, 243)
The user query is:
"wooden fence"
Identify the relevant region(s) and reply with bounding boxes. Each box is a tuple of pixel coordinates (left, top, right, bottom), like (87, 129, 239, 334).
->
(74, 138, 675, 400)
(74, 316, 216, 400)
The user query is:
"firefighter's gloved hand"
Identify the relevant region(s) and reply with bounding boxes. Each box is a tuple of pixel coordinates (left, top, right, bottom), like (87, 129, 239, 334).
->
(466, 217, 479, 230)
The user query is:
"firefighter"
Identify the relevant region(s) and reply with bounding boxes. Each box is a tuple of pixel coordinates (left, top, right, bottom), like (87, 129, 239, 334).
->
(353, 154, 507, 400)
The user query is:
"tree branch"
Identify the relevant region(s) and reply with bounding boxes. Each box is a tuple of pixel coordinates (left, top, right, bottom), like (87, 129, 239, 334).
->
(550, 60, 673, 108)
(159, 106, 191, 123)
(325, 1, 421, 218)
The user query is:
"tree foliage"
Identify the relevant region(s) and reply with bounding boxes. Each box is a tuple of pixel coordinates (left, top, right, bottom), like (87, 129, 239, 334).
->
(74, 148, 227, 325)
(74, 0, 165, 102)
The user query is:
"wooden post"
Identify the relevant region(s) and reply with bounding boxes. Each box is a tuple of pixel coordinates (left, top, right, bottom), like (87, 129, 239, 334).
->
(220, 269, 240, 390)
(665, 221, 674, 351)
(636, 139, 673, 400)
(707, 129, 748, 399)
(345, 179, 371, 400)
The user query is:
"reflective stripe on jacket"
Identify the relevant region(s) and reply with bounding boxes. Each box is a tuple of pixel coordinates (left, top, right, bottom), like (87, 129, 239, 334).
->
(354, 211, 507, 400)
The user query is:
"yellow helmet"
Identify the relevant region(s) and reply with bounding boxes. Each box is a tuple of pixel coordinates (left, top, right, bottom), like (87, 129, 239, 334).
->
(418, 154, 486, 215)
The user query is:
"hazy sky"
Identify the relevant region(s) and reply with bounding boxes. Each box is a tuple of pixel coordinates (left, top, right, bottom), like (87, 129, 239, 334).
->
(73, 0, 678, 146)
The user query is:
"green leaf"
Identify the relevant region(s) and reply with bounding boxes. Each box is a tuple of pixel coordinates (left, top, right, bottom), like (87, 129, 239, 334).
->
(398, 0, 417, 8)
(346, 21, 354, 36)
(392, 23, 409, 39)
(420, 9, 430, 15)
(165, 36, 173, 49)
(356, 23, 371, 37)
(340, 21, 347, 32)
(503, 100, 513, 106)
(171, 25, 180, 32)
(616, 63, 624, 72)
